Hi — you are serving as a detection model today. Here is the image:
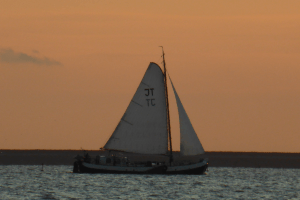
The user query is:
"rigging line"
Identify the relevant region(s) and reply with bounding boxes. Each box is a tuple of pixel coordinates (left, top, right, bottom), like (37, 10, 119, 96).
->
(155, 55, 163, 66)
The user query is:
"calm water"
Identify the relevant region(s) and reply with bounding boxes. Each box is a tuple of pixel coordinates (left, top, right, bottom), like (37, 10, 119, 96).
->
(0, 166, 299, 199)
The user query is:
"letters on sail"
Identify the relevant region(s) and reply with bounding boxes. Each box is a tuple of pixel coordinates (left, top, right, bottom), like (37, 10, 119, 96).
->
(104, 63, 169, 154)
(169, 75, 205, 156)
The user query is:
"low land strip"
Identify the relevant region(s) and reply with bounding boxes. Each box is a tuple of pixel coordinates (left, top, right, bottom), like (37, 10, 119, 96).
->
(0, 150, 300, 168)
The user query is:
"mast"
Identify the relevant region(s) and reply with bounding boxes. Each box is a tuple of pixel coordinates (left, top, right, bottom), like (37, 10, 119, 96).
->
(160, 46, 173, 164)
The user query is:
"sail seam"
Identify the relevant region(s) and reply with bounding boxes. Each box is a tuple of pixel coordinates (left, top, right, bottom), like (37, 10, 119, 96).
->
(131, 100, 143, 107)
(121, 119, 133, 125)
(141, 81, 150, 87)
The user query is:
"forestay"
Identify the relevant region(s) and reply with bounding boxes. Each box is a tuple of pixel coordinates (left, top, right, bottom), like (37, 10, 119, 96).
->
(169, 76, 205, 155)
(104, 63, 168, 154)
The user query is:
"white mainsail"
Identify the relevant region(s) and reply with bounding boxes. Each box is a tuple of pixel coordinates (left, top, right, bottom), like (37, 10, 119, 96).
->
(169, 75, 205, 155)
(104, 63, 168, 154)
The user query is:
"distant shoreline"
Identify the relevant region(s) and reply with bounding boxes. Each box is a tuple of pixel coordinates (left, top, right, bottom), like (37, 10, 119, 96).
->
(1, 150, 300, 168)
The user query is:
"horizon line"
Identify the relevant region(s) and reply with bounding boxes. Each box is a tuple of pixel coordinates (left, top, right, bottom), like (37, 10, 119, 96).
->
(1, 149, 300, 154)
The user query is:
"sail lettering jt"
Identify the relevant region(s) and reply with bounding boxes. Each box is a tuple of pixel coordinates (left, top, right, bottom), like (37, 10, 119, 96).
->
(145, 88, 154, 96)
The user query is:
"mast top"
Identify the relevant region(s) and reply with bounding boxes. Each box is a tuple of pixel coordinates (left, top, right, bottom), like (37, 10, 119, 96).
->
(159, 46, 166, 73)
(159, 46, 164, 55)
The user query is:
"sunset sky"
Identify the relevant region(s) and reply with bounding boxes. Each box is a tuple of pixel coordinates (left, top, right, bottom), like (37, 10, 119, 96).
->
(0, 0, 299, 152)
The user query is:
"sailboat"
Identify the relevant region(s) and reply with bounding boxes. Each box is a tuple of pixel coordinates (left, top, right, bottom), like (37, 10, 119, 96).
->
(73, 48, 208, 174)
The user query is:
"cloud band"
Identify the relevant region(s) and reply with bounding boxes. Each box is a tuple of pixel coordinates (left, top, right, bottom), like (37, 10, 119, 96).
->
(0, 48, 62, 66)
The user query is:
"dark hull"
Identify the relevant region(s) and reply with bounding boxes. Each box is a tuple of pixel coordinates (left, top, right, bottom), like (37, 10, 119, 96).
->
(74, 161, 208, 175)
(74, 161, 167, 174)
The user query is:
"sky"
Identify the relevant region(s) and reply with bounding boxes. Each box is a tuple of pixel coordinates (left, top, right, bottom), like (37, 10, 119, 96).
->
(0, 0, 299, 152)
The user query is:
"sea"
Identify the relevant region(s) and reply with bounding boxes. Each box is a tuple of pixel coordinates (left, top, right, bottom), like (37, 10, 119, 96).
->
(0, 166, 299, 199)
